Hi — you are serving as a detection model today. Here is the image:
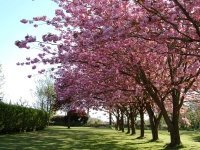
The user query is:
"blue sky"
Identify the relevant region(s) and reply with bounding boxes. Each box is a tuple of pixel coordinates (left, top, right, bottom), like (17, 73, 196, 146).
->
(0, 0, 58, 105)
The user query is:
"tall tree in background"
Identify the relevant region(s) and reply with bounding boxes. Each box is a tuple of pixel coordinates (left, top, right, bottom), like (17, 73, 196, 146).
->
(34, 73, 56, 124)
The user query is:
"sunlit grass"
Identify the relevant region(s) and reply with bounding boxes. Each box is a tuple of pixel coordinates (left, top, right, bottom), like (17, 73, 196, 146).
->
(0, 126, 199, 149)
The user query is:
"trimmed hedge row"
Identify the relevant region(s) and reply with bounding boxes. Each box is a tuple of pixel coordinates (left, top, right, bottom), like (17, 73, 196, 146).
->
(0, 102, 48, 134)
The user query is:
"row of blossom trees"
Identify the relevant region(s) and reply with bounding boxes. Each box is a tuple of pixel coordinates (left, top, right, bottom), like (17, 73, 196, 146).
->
(16, 0, 200, 147)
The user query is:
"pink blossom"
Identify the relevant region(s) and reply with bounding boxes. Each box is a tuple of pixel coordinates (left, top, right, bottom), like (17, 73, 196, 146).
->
(20, 19, 28, 24)
(33, 16, 47, 21)
(55, 9, 64, 16)
(32, 65, 36, 69)
(25, 35, 36, 42)
(25, 62, 30, 65)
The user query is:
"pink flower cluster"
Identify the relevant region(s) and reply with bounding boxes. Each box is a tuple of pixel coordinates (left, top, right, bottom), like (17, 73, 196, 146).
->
(42, 33, 60, 42)
(20, 19, 28, 24)
(55, 9, 64, 16)
(33, 16, 47, 21)
(15, 35, 36, 49)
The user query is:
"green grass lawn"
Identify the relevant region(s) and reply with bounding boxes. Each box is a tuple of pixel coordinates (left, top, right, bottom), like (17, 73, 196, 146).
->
(0, 126, 199, 150)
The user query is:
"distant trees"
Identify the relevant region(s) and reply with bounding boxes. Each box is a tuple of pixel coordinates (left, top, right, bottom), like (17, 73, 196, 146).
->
(34, 73, 56, 124)
(186, 108, 200, 130)
(185, 92, 200, 129)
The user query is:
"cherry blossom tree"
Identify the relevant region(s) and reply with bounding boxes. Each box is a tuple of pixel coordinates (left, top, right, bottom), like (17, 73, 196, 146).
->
(15, 0, 200, 147)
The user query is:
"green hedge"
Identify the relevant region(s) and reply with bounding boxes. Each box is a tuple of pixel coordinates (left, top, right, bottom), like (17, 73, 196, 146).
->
(0, 102, 48, 134)
(50, 115, 66, 126)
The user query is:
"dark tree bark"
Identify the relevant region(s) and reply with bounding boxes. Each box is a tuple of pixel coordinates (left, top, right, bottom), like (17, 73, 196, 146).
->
(139, 106, 144, 138)
(109, 111, 112, 126)
(115, 109, 120, 130)
(126, 111, 130, 134)
(169, 123, 180, 147)
(146, 103, 162, 141)
(87, 107, 90, 116)
(137, 67, 182, 146)
(130, 106, 136, 135)
(120, 109, 124, 132)
(67, 115, 71, 129)
(168, 89, 181, 146)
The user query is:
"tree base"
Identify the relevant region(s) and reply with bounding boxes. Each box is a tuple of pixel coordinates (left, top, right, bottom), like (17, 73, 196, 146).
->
(164, 143, 184, 149)
(136, 136, 145, 139)
(149, 138, 159, 142)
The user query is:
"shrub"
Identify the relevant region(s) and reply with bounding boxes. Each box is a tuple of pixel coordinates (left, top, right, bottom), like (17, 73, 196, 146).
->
(67, 109, 88, 126)
(50, 109, 88, 126)
(0, 102, 48, 134)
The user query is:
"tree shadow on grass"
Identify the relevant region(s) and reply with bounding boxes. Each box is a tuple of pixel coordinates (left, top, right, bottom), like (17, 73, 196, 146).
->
(0, 126, 137, 150)
(3, 127, 196, 150)
(147, 139, 163, 143)
(192, 135, 200, 142)
(163, 143, 185, 150)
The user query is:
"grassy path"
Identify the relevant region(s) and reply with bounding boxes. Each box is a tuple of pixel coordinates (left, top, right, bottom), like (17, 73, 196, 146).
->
(0, 126, 200, 149)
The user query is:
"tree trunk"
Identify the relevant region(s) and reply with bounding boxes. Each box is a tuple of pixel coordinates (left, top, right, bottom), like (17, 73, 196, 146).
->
(168, 89, 181, 146)
(109, 111, 112, 126)
(138, 66, 182, 146)
(168, 108, 181, 146)
(152, 125, 159, 141)
(160, 90, 181, 147)
(146, 103, 162, 141)
(130, 107, 136, 135)
(115, 109, 120, 130)
(131, 118, 136, 135)
(41, 99, 44, 110)
(139, 107, 144, 138)
(120, 110, 124, 132)
(126, 114, 130, 134)
(67, 116, 71, 129)
(147, 113, 158, 140)
(169, 125, 181, 147)
(149, 118, 159, 141)
(87, 108, 90, 116)
(47, 98, 52, 126)
(161, 106, 181, 147)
